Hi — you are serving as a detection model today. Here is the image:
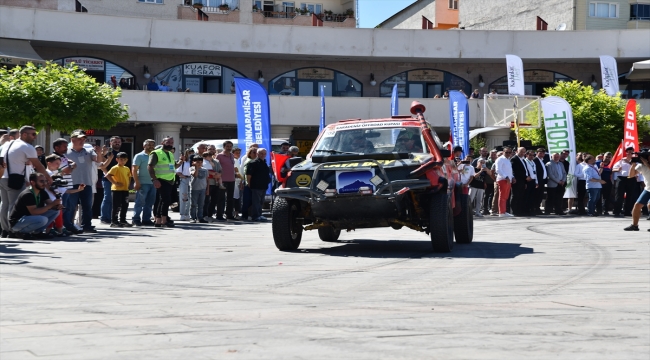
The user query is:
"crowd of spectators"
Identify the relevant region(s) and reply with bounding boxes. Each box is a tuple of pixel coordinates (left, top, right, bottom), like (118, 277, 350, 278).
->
(457, 145, 650, 231)
(0, 127, 284, 239)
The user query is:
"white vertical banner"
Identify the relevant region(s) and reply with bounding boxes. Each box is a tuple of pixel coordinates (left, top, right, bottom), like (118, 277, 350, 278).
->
(599, 55, 619, 96)
(541, 96, 577, 198)
(505, 54, 525, 96)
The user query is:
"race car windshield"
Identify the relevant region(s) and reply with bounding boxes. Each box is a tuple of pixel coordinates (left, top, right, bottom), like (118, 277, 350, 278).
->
(314, 127, 428, 155)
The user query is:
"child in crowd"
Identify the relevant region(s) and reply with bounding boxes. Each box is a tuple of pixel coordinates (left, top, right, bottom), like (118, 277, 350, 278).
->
(104, 152, 133, 228)
(44, 154, 86, 236)
(190, 155, 209, 223)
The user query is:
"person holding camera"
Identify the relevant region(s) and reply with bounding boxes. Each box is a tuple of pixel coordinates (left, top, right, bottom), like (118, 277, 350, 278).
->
(623, 152, 650, 231)
(45, 154, 86, 236)
(9, 173, 62, 240)
(469, 158, 491, 217)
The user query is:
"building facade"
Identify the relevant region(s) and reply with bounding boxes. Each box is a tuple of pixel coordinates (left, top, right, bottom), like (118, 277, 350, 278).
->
(1, 3, 649, 154)
(377, 0, 459, 30)
(459, 0, 650, 30)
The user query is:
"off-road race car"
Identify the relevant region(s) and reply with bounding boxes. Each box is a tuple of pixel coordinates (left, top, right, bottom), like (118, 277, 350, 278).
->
(271, 101, 473, 252)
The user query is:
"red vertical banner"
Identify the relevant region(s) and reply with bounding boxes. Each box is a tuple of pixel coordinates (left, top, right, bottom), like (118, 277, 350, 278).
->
(624, 99, 638, 152)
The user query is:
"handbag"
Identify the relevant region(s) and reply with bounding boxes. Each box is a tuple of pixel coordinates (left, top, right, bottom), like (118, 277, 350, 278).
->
(5, 141, 27, 190)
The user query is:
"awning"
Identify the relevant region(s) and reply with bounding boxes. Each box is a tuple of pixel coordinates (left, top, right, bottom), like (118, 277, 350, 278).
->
(626, 59, 650, 81)
(0, 38, 46, 67)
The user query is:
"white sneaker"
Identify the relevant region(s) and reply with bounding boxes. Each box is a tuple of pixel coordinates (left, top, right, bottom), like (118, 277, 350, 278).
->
(499, 213, 514, 217)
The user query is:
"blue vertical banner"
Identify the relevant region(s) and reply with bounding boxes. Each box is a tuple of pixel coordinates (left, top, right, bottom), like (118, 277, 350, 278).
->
(391, 84, 399, 116)
(319, 85, 326, 132)
(449, 90, 469, 159)
(235, 77, 271, 162)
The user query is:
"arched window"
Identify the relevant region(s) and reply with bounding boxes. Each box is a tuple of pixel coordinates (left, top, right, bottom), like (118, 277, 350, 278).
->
(380, 69, 471, 98)
(268, 68, 362, 97)
(618, 73, 649, 99)
(151, 63, 246, 93)
(54, 56, 136, 88)
(488, 70, 573, 96)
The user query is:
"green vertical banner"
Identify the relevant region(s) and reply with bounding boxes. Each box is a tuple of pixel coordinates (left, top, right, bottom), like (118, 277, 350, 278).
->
(541, 96, 576, 198)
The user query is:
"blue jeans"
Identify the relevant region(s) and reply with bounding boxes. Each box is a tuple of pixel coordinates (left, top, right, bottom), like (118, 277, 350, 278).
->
(132, 184, 156, 222)
(587, 188, 601, 215)
(241, 186, 252, 218)
(251, 188, 266, 220)
(65, 185, 94, 230)
(12, 210, 60, 234)
(190, 189, 206, 220)
(100, 178, 112, 222)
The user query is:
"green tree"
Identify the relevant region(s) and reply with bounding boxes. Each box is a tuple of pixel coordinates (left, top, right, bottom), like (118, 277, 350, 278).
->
(0, 62, 129, 148)
(520, 80, 650, 155)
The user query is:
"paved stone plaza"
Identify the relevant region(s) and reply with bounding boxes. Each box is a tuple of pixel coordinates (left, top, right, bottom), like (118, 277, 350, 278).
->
(1, 215, 649, 359)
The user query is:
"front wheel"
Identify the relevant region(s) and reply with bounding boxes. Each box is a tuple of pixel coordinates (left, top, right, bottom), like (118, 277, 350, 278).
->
(429, 193, 454, 252)
(272, 198, 303, 251)
(454, 193, 474, 244)
(318, 226, 341, 242)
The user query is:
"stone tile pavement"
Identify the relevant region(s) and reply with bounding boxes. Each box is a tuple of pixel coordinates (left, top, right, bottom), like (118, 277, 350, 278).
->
(1, 215, 649, 359)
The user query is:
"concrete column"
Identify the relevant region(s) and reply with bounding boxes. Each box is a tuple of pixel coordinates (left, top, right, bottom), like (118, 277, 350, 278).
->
(239, 0, 252, 24)
(484, 128, 512, 150)
(153, 123, 181, 160)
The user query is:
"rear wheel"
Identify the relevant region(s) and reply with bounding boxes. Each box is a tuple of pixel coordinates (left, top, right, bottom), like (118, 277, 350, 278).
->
(454, 193, 474, 244)
(272, 198, 303, 251)
(318, 226, 341, 242)
(429, 193, 454, 252)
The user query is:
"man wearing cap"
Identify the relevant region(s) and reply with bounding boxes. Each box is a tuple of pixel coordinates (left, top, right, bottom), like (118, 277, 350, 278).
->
(65, 129, 104, 233)
(148, 137, 176, 227)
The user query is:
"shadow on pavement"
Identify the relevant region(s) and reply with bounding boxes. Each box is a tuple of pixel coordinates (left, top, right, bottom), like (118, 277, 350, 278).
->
(302, 239, 535, 259)
(0, 243, 60, 265)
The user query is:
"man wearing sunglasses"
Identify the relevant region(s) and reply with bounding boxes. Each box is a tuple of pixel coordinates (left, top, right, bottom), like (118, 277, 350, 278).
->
(9, 173, 62, 240)
(0, 126, 52, 238)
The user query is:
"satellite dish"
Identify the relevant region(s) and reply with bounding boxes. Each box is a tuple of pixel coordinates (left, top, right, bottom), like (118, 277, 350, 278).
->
(556, 23, 566, 31)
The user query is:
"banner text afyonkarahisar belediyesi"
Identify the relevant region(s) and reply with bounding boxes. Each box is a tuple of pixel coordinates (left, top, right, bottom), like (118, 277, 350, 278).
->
(241, 90, 264, 150)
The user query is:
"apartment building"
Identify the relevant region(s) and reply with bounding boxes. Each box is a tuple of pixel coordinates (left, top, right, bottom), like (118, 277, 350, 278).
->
(377, 0, 459, 30)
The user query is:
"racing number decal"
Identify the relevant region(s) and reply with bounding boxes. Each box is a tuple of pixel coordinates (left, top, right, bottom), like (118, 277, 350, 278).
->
(296, 174, 312, 187)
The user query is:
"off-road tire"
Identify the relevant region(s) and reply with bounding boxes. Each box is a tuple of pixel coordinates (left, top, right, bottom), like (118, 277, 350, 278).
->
(272, 198, 303, 251)
(318, 226, 341, 242)
(454, 193, 474, 244)
(429, 193, 454, 252)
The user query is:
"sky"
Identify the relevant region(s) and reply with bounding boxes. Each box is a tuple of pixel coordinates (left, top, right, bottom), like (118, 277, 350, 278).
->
(358, 0, 418, 28)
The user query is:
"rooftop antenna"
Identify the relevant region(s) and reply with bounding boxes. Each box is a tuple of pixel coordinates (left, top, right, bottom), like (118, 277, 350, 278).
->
(556, 23, 567, 31)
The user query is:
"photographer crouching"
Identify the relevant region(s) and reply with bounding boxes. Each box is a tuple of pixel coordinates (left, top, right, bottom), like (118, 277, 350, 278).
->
(9, 173, 63, 240)
(624, 149, 650, 232)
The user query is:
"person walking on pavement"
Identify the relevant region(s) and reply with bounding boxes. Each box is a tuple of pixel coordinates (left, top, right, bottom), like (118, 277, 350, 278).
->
(148, 137, 176, 228)
(623, 154, 650, 231)
(0, 126, 53, 238)
(100, 136, 123, 224)
(131, 139, 156, 226)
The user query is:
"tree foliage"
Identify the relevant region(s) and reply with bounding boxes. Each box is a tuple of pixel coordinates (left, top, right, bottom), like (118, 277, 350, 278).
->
(520, 80, 650, 155)
(0, 62, 129, 132)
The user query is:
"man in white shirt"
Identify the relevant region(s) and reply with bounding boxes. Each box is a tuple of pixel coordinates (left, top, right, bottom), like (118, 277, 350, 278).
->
(0, 126, 52, 238)
(524, 151, 538, 215)
(612, 147, 638, 217)
(494, 147, 514, 217)
(624, 154, 650, 231)
(569, 153, 587, 215)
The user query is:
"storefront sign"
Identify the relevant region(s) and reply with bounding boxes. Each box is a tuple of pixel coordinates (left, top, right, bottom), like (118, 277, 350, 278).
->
(297, 68, 334, 80)
(64, 57, 104, 71)
(407, 70, 444, 82)
(185, 78, 201, 93)
(524, 70, 554, 83)
(184, 63, 222, 76)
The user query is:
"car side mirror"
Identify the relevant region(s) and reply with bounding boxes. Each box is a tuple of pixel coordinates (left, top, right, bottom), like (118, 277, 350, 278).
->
(439, 149, 451, 158)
